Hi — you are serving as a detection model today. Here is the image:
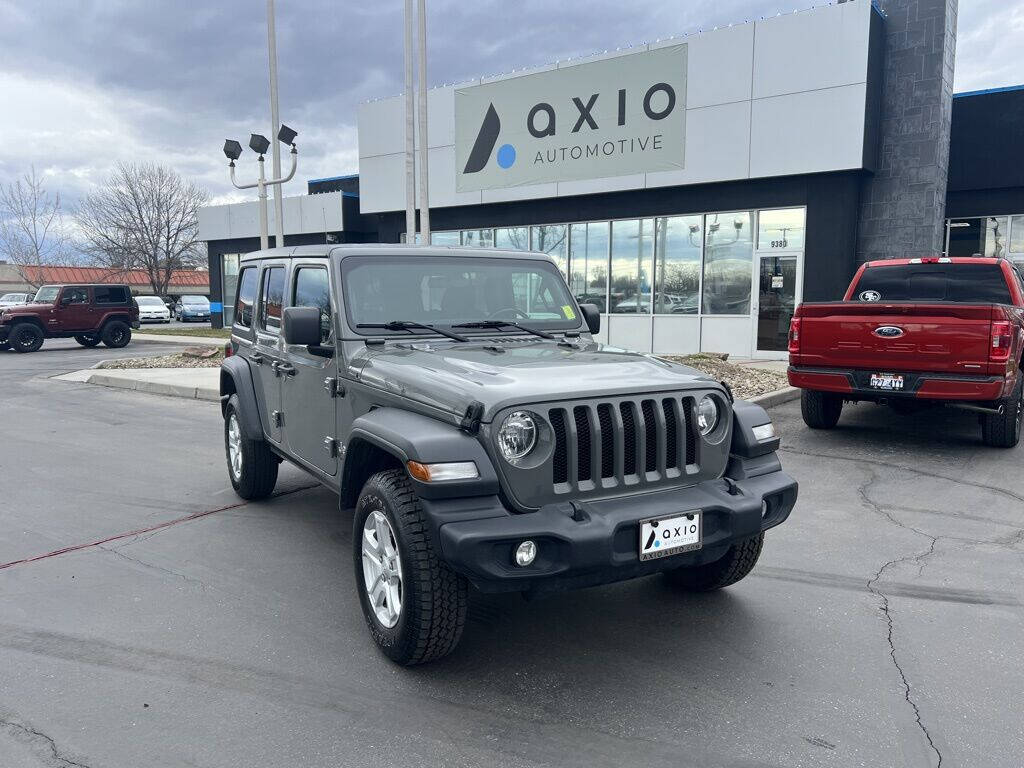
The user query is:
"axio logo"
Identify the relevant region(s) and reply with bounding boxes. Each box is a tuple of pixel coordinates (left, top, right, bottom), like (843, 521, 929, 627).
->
(642, 515, 697, 552)
(463, 81, 678, 175)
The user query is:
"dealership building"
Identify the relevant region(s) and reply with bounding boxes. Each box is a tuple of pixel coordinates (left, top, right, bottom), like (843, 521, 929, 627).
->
(200, 0, 1023, 358)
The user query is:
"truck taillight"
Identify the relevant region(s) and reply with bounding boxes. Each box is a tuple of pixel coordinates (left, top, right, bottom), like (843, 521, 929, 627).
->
(788, 317, 801, 355)
(990, 320, 1012, 362)
(224, 341, 234, 358)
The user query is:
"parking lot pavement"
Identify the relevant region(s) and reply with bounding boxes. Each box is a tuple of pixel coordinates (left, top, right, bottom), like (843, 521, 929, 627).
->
(1, 345, 1022, 768)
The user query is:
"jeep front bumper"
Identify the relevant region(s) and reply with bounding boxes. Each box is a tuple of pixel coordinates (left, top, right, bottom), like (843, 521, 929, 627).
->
(424, 460, 797, 594)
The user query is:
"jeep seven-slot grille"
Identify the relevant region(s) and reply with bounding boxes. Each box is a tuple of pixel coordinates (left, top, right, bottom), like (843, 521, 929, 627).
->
(548, 396, 697, 492)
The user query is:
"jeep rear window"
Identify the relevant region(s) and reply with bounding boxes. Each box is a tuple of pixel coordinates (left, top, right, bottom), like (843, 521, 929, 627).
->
(853, 264, 1012, 304)
(340, 255, 581, 333)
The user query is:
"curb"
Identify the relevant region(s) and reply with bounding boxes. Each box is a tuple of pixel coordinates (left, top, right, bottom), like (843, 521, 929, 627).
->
(749, 386, 800, 409)
(131, 335, 226, 347)
(86, 373, 220, 403)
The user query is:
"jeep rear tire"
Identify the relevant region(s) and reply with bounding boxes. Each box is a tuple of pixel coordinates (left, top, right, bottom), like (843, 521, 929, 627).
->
(354, 469, 468, 665)
(74, 334, 101, 347)
(801, 389, 843, 429)
(11, 323, 43, 353)
(101, 320, 131, 348)
(981, 374, 1023, 448)
(224, 395, 278, 499)
(663, 533, 764, 592)
(0, 340, 9, 351)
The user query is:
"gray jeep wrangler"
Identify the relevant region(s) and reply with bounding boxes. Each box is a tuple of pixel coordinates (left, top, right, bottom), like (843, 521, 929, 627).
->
(220, 245, 797, 665)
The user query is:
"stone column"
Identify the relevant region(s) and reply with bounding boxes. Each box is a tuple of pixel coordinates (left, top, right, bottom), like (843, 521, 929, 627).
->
(856, 0, 958, 262)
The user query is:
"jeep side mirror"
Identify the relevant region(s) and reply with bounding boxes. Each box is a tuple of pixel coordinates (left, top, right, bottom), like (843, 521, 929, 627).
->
(579, 303, 600, 335)
(283, 306, 322, 347)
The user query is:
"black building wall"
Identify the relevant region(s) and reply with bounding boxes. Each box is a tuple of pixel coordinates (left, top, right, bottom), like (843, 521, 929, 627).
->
(377, 170, 864, 303)
(946, 87, 1024, 218)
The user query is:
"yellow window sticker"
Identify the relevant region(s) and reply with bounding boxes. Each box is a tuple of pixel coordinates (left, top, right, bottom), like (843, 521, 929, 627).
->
(562, 305, 576, 320)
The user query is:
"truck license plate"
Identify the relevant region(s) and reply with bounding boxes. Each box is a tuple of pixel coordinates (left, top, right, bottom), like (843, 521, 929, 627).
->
(639, 512, 701, 561)
(869, 373, 904, 390)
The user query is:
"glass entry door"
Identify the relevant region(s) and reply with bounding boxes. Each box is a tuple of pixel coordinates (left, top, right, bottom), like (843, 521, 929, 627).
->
(753, 254, 799, 355)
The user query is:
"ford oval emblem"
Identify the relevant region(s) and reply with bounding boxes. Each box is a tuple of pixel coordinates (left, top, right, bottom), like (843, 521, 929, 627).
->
(860, 290, 881, 302)
(874, 326, 905, 338)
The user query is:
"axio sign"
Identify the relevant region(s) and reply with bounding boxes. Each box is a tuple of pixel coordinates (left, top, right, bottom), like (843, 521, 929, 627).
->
(455, 44, 687, 191)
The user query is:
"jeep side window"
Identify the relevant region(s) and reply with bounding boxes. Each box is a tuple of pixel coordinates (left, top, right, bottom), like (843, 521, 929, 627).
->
(258, 266, 285, 334)
(63, 287, 89, 304)
(94, 286, 128, 304)
(235, 266, 258, 328)
(292, 266, 332, 343)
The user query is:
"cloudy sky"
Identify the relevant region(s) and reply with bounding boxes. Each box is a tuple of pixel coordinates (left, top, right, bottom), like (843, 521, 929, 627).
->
(0, 0, 1021, 214)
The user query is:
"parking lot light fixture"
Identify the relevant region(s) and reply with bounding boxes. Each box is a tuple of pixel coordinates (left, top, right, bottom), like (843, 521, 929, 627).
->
(225, 129, 299, 250)
(249, 133, 271, 157)
(223, 139, 243, 161)
(277, 124, 298, 147)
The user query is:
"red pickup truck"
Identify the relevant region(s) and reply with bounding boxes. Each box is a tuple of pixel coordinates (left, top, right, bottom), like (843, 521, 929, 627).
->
(788, 257, 1024, 448)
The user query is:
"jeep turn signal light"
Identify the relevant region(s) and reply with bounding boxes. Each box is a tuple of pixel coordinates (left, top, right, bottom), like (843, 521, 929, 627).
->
(407, 461, 479, 482)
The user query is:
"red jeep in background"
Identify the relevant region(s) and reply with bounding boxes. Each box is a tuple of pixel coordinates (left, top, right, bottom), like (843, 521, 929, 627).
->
(0, 284, 140, 354)
(788, 257, 1024, 447)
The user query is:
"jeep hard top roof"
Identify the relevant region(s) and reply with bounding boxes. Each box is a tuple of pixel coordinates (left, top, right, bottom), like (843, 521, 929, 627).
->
(239, 244, 557, 263)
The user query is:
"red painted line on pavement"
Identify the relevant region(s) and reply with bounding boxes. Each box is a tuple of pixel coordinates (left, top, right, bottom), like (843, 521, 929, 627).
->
(0, 485, 317, 571)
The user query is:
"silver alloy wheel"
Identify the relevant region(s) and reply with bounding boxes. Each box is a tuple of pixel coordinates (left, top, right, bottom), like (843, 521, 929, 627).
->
(227, 413, 243, 481)
(361, 510, 404, 628)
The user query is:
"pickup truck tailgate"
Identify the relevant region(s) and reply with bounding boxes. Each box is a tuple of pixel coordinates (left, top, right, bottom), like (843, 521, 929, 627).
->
(793, 303, 995, 373)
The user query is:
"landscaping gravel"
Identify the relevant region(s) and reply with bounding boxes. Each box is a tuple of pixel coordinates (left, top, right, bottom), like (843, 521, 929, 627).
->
(659, 354, 789, 400)
(97, 352, 223, 370)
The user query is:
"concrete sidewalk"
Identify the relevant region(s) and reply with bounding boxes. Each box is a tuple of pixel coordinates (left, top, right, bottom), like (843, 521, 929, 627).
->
(54, 367, 220, 401)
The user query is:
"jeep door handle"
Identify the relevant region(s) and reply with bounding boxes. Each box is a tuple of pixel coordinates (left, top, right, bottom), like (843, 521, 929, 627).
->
(276, 362, 296, 376)
(250, 352, 265, 365)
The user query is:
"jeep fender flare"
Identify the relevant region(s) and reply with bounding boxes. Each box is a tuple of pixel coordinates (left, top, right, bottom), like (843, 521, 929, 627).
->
(346, 408, 500, 500)
(220, 356, 265, 440)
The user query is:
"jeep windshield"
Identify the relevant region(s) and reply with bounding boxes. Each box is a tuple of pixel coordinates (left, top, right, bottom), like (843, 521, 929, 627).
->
(341, 254, 582, 336)
(32, 286, 60, 303)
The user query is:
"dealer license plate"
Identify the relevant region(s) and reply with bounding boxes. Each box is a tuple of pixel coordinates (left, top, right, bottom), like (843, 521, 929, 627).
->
(869, 373, 904, 390)
(639, 512, 701, 561)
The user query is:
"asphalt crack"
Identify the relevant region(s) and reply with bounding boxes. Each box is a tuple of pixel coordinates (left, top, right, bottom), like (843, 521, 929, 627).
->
(0, 712, 92, 768)
(99, 543, 209, 589)
(860, 469, 944, 768)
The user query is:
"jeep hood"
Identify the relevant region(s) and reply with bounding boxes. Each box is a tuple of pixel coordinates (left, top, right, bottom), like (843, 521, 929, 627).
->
(353, 338, 718, 420)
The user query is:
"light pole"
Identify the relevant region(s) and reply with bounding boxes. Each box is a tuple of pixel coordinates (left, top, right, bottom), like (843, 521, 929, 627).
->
(403, 0, 416, 243)
(267, 0, 286, 247)
(224, 127, 298, 250)
(416, 0, 430, 242)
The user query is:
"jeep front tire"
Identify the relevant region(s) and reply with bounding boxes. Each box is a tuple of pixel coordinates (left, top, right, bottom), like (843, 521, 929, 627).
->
(354, 469, 468, 665)
(10, 323, 43, 353)
(101, 320, 131, 348)
(663, 533, 764, 592)
(224, 395, 279, 499)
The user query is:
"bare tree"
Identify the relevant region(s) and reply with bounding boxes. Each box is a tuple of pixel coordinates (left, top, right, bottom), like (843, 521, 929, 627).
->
(0, 167, 71, 288)
(77, 163, 208, 296)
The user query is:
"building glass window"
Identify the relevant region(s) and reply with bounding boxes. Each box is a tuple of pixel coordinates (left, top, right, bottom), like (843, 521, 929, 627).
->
(757, 208, 805, 251)
(494, 227, 530, 250)
(430, 231, 460, 246)
(569, 222, 609, 312)
(461, 229, 494, 247)
(609, 219, 654, 313)
(984, 216, 1010, 257)
(702, 211, 753, 314)
(653, 215, 702, 314)
(530, 225, 568, 278)
(1011, 215, 1024, 255)
(221, 253, 240, 325)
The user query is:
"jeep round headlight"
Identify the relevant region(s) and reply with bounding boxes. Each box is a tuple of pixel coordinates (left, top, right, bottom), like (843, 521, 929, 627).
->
(697, 396, 719, 436)
(497, 411, 537, 463)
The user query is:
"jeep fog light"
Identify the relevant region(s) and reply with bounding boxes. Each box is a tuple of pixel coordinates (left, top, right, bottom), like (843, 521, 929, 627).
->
(407, 461, 479, 482)
(497, 411, 537, 463)
(697, 396, 719, 436)
(751, 423, 776, 442)
(515, 540, 537, 567)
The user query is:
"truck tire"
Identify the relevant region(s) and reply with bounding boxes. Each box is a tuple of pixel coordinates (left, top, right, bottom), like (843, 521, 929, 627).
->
(224, 394, 278, 499)
(101, 320, 131, 348)
(0, 340, 9, 351)
(10, 323, 43, 353)
(663, 533, 764, 592)
(353, 469, 468, 665)
(981, 375, 1023, 448)
(74, 334, 101, 347)
(801, 389, 842, 429)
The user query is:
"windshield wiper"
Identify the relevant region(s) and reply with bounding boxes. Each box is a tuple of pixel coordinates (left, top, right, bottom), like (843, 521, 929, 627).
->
(451, 320, 554, 340)
(356, 320, 468, 342)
